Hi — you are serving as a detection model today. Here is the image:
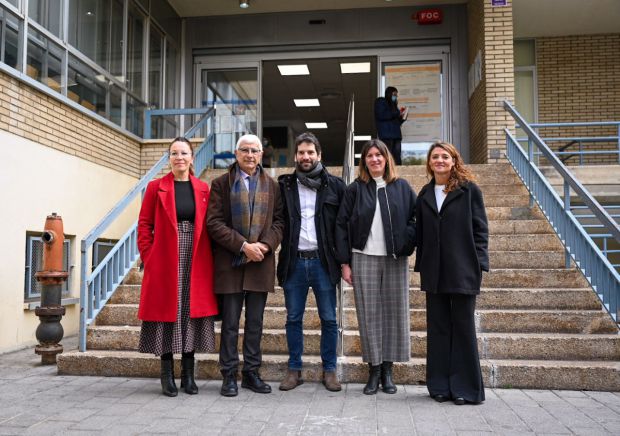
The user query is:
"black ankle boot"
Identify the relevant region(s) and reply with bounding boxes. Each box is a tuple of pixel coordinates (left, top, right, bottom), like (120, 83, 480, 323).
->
(381, 361, 397, 394)
(220, 369, 238, 397)
(160, 359, 178, 397)
(363, 364, 381, 395)
(180, 356, 198, 394)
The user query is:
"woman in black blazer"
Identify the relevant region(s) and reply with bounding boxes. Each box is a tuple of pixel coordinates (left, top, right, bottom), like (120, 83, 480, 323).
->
(414, 142, 489, 405)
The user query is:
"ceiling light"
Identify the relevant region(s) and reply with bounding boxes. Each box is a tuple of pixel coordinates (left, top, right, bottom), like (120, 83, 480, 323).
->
(340, 62, 371, 74)
(239, 0, 250, 8)
(278, 65, 310, 76)
(305, 122, 328, 129)
(354, 135, 371, 141)
(294, 99, 320, 107)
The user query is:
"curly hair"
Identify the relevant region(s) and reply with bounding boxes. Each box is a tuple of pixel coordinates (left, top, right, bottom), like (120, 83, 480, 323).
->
(425, 142, 476, 193)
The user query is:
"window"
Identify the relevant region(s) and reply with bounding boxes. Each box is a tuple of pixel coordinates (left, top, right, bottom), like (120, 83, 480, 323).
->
(0, 5, 19, 69)
(514, 39, 537, 125)
(127, 2, 145, 98)
(29, 0, 63, 38)
(26, 26, 64, 93)
(24, 234, 71, 300)
(92, 239, 117, 269)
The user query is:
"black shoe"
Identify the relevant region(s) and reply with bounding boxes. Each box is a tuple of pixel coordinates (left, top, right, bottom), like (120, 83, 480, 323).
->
(160, 359, 178, 397)
(363, 364, 381, 395)
(380, 361, 397, 394)
(241, 370, 272, 394)
(220, 369, 238, 397)
(431, 394, 449, 403)
(453, 397, 466, 405)
(180, 356, 198, 395)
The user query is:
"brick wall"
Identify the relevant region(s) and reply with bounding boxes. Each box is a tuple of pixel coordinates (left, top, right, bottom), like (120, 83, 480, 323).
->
(0, 71, 141, 178)
(537, 34, 620, 165)
(467, 0, 515, 163)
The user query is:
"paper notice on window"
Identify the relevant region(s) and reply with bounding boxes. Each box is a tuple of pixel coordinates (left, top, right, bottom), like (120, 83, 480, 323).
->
(384, 63, 443, 143)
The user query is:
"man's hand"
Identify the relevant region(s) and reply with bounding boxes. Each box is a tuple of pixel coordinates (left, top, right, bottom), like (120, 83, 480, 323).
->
(256, 242, 270, 254)
(341, 264, 353, 285)
(243, 242, 265, 262)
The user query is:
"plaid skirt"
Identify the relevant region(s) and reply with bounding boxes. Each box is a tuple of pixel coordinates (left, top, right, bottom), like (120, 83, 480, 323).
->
(139, 221, 216, 356)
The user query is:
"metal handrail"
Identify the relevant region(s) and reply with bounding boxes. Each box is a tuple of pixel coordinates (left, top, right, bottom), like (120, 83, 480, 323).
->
(504, 100, 620, 322)
(79, 108, 216, 351)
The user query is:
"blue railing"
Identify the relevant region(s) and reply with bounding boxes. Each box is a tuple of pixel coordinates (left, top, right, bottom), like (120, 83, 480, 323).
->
(516, 121, 620, 165)
(79, 107, 216, 351)
(503, 100, 620, 323)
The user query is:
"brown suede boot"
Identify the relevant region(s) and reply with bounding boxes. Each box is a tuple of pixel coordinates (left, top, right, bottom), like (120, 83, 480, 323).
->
(279, 369, 303, 391)
(322, 371, 342, 392)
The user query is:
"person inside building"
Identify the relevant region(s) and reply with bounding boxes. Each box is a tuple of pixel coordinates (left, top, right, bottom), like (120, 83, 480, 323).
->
(335, 139, 416, 395)
(207, 134, 284, 397)
(414, 141, 488, 405)
(374, 86, 408, 165)
(137, 137, 218, 397)
(277, 132, 346, 392)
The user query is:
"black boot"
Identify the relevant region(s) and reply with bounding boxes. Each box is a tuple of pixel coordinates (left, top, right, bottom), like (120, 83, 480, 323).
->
(160, 359, 178, 397)
(381, 361, 397, 394)
(220, 369, 238, 397)
(180, 356, 198, 395)
(363, 364, 381, 395)
(242, 370, 272, 394)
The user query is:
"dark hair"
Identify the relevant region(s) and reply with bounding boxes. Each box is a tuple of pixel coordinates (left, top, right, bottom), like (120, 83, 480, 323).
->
(294, 132, 321, 154)
(425, 142, 476, 193)
(169, 136, 195, 176)
(384, 86, 398, 109)
(358, 139, 397, 184)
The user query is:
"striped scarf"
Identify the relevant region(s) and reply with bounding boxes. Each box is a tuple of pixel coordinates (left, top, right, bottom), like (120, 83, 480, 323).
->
(230, 164, 270, 266)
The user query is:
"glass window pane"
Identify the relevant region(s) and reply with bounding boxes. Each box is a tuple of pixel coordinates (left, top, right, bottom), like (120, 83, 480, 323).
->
(149, 27, 162, 108)
(0, 6, 20, 69)
(68, 53, 106, 114)
(110, 0, 123, 77)
(165, 42, 177, 108)
(514, 39, 535, 67)
(127, 3, 144, 97)
(27, 26, 64, 93)
(127, 93, 145, 135)
(29, 0, 63, 38)
(5, 0, 18, 7)
(110, 84, 122, 125)
(68, 0, 111, 70)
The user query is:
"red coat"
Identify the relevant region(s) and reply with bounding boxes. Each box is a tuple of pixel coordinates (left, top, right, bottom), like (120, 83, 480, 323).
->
(137, 172, 217, 321)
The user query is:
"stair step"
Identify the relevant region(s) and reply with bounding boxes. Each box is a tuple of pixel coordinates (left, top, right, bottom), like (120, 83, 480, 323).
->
(486, 206, 545, 220)
(57, 351, 620, 391)
(86, 325, 619, 361)
(489, 220, 552, 234)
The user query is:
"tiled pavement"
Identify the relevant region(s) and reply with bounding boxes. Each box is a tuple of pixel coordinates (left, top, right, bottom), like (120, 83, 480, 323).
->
(1, 337, 618, 435)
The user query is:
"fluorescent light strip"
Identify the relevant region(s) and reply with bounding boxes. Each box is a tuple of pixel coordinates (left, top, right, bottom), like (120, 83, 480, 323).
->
(278, 64, 310, 76)
(354, 135, 371, 141)
(340, 62, 371, 74)
(305, 122, 328, 129)
(294, 99, 320, 107)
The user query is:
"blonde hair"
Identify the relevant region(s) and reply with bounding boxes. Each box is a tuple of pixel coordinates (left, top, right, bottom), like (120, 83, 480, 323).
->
(425, 142, 476, 193)
(358, 139, 398, 183)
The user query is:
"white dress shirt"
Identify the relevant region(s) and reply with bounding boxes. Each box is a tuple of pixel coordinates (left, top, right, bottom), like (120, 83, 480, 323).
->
(297, 180, 319, 251)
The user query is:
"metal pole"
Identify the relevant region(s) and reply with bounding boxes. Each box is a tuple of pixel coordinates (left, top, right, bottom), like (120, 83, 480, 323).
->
(563, 180, 571, 268)
(528, 138, 535, 208)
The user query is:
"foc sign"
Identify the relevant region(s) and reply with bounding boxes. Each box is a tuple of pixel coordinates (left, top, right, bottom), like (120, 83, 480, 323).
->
(414, 9, 443, 25)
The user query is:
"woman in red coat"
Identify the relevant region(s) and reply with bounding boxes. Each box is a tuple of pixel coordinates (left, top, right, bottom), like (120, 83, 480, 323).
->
(137, 137, 218, 397)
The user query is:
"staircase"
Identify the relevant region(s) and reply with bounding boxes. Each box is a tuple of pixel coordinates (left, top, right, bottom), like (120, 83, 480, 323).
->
(57, 163, 620, 391)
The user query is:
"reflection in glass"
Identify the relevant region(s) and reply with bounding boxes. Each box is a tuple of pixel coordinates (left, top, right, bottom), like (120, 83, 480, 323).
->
(68, 53, 106, 114)
(127, 93, 145, 136)
(27, 26, 64, 93)
(0, 6, 19, 69)
(127, 3, 144, 97)
(29, 0, 63, 38)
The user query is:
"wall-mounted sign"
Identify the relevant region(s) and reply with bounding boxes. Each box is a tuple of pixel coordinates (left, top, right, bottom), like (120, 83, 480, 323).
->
(413, 9, 443, 25)
(491, 0, 507, 6)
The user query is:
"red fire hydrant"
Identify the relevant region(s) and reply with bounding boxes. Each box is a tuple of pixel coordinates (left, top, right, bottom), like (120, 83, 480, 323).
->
(34, 213, 69, 364)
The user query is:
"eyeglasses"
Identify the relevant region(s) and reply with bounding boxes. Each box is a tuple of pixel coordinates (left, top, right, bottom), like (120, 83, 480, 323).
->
(170, 151, 191, 158)
(238, 147, 262, 155)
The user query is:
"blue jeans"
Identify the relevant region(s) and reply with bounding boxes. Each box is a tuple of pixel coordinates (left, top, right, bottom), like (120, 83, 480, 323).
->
(283, 257, 338, 372)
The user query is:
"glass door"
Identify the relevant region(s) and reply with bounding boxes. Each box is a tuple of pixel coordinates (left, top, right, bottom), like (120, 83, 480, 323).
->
(197, 65, 259, 167)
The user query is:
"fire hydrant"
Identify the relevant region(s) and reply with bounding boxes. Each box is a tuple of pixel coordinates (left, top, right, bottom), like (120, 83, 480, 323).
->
(34, 213, 69, 364)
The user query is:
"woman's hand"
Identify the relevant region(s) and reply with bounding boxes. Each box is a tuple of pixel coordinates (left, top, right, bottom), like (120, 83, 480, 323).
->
(341, 264, 353, 286)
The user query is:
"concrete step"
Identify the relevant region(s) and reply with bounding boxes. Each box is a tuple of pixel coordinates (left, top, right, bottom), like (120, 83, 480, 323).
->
(111, 285, 603, 311)
(489, 220, 552, 234)
(486, 234, 563, 251)
(57, 351, 620, 391)
(85, 326, 619, 362)
(93, 304, 617, 334)
(485, 206, 545, 220)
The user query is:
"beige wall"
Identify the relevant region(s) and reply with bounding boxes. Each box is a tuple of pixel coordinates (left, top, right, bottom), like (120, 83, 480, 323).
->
(0, 130, 140, 353)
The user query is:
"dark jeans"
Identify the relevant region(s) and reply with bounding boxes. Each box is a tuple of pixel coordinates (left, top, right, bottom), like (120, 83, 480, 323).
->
(283, 258, 338, 371)
(218, 291, 268, 372)
(425, 293, 485, 403)
(381, 138, 402, 165)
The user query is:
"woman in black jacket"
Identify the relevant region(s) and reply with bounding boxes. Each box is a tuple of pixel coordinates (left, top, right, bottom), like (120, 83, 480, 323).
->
(414, 142, 489, 405)
(335, 139, 416, 395)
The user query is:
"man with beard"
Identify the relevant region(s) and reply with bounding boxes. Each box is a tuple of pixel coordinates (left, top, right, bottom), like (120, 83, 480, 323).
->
(277, 132, 346, 392)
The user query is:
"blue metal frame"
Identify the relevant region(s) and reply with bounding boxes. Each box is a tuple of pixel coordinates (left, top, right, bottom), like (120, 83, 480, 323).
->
(79, 107, 216, 352)
(504, 100, 620, 323)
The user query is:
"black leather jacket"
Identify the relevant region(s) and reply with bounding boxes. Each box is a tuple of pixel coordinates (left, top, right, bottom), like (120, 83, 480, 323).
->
(335, 177, 416, 265)
(277, 168, 346, 286)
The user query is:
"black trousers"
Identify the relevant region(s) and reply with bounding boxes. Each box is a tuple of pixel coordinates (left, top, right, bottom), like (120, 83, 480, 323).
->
(425, 293, 485, 403)
(381, 138, 402, 165)
(218, 291, 268, 372)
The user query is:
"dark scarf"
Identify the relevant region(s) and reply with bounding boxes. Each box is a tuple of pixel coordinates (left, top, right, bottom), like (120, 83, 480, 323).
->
(295, 162, 324, 190)
(230, 164, 270, 266)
